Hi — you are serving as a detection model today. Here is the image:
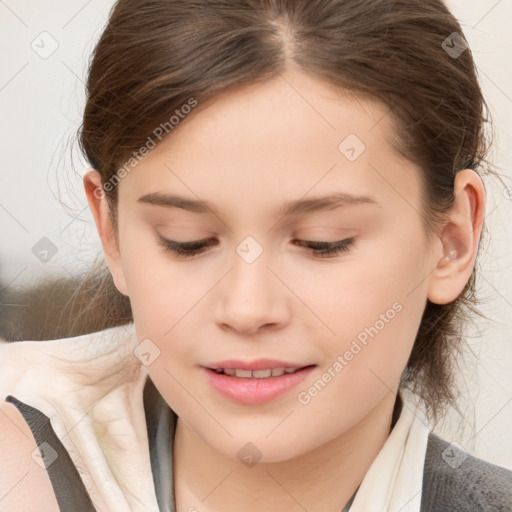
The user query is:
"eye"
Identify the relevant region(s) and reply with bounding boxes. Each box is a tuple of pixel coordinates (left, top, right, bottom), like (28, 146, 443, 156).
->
(158, 236, 355, 259)
(292, 238, 355, 258)
(157, 236, 216, 257)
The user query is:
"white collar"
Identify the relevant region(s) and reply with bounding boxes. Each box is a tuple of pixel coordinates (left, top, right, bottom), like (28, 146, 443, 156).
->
(348, 389, 431, 512)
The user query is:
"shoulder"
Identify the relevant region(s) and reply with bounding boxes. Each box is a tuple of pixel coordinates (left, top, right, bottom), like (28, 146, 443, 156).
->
(0, 395, 97, 512)
(0, 397, 59, 511)
(421, 431, 512, 512)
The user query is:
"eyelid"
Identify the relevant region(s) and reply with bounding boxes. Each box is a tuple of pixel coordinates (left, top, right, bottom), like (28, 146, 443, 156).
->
(158, 236, 216, 250)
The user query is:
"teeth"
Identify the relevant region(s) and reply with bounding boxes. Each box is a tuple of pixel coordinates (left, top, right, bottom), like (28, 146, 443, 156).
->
(214, 367, 302, 378)
(235, 369, 253, 378)
(252, 369, 272, 378)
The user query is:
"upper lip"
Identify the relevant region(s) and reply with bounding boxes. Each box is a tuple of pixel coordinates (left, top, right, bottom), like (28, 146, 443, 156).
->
(204, 359, 313, 371)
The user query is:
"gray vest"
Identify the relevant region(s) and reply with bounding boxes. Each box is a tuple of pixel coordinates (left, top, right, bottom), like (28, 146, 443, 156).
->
(6, 394, 512, 512)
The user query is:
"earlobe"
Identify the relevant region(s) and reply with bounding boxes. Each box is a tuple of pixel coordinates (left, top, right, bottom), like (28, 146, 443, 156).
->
(427, 169, 485, 305)
(83, 169, 129, 297)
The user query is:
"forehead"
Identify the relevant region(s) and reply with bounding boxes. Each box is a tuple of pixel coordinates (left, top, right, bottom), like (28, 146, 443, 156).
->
(120, 69, 422, 219)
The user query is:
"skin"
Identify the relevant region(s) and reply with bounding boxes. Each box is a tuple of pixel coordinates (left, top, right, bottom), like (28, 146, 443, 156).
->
(84, 67, 485, 512)
(0, 401, 60, 512)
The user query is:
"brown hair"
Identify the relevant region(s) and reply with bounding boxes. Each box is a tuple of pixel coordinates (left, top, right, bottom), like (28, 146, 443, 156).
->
(1, 0, 503, 426)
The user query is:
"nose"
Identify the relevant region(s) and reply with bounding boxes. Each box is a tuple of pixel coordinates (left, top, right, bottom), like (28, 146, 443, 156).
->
(214, 246, 289, 335)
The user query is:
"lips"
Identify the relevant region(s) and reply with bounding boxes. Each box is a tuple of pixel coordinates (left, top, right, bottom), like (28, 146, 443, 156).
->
(202, 358, 316, 404)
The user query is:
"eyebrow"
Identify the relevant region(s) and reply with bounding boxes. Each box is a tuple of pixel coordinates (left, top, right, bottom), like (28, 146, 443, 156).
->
(137, 191, 380, 217)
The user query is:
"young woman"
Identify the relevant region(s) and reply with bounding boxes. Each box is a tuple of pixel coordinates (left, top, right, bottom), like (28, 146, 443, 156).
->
(1, 1, 511, 511)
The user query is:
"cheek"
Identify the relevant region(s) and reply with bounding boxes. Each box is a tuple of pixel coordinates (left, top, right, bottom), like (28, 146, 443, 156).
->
(300, 226, 426, 333)
(119, 228, 214, 365)
(120, 240, 205, 411)
(302, 227, 428, 386)
(124, 258, 204, 343)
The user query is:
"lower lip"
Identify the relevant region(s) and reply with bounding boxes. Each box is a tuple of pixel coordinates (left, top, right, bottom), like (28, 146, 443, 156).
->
(202, 366, 315, 405)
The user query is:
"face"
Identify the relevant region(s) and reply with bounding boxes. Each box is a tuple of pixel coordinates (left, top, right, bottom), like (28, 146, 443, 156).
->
(101, 69, 440, 462)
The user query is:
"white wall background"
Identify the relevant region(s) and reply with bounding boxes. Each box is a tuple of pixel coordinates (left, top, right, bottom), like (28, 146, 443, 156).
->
(0, 0, 511, 469)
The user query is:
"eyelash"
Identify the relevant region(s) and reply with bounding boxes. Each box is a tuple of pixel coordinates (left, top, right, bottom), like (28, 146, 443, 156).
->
(157, 236, 355, 259)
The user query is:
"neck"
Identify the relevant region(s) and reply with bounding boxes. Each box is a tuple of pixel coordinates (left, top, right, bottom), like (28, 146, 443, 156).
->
(173, 392, 401, 512)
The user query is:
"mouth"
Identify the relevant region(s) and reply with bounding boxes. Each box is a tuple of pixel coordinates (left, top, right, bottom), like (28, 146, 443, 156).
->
(202, 364, 317, 405)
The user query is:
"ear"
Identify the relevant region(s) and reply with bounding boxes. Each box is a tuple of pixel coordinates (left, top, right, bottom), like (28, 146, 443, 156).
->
(427, 169, 486, 305)
(83, 170, 129, 297)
